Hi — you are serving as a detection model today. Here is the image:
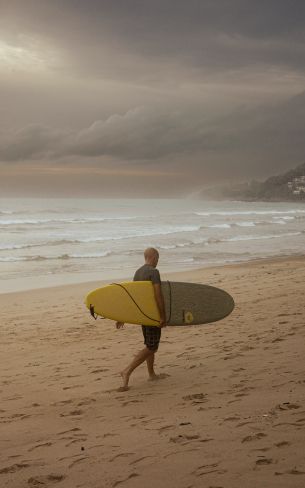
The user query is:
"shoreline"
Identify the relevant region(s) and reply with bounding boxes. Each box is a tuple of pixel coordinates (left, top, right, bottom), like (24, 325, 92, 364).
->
(1, 251, 304, 297)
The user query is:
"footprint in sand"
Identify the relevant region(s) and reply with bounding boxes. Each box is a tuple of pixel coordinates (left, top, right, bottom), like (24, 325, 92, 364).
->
(192, 462, 222, 477)
(275, 468, 305, 476)
(62, 385, 82, 390)
(234, 393, 249, 398)
(90, 368, 109, 374)
(223, 353, 244, 360)
(122, 399, 143, 407)
(129, 455, 155, 466)
(57, 427, 81, 435)
(252, 447, 271, 453)
(182, 393, 207, 405)
(77, 398, 96, 406)
(28, 474, 65, 485)
(51, 399, 73, 406)
(0, 463, 30, 474)
(157, 424, 175, 434)
(112, 473, 139, 487)
(275, 441, 291, 448)
(237, 420, 257, 428)
(65, 436, 87, 447)
(170, 434, 201, 444)
(255, 458, 273, 466)
(60, 409, 83, 417)
(68, 457, 88, 469)
(276, 402, 300, 411)
(242, 433, 267, 443)
(28, 442, 52, 452)
(110, 452, 135, 462)
(222, 416, 240, 423)
(2, 413, 32, 423)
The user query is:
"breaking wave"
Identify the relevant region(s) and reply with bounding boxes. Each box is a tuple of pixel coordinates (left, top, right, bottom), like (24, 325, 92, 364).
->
(0, 251, 112, 263)
(195, 209, 305, 217)
(209, 231, 302, 243)
(0, 216, 137, 226)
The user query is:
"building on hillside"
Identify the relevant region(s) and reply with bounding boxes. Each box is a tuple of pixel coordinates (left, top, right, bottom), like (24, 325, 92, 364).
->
(287, 176, 305, 195)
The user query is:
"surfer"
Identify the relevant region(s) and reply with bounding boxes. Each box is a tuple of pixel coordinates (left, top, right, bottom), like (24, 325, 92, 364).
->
(116, 247, 166, 391)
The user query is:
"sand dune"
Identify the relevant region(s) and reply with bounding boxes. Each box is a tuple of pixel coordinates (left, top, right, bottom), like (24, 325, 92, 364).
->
(1, 256, 305, 487)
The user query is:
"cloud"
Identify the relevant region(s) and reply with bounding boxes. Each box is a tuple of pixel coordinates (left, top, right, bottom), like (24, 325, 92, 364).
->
(2, 0, 305, 81)
(67, 106, 209, 160)
(0, 124, 70, 161)
(1, 92, 305, 180)
(0, 105, 206, 162)
(1, 0, 305, 189)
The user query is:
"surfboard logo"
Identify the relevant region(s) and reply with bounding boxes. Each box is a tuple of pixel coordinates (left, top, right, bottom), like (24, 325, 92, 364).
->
(184, 311, 194, 324)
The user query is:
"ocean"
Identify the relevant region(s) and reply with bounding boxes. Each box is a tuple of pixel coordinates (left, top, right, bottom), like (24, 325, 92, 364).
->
(1, 197, 305, 293)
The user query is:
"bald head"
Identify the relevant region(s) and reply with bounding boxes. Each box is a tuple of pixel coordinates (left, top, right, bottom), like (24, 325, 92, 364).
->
(144, 247, 159, 267)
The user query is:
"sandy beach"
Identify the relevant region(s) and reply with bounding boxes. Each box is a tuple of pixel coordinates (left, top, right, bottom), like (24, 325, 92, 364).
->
(1, 255, 305, 488)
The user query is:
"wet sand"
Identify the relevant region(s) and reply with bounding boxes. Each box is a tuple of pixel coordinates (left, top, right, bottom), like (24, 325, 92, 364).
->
(1, 256, 305, 488)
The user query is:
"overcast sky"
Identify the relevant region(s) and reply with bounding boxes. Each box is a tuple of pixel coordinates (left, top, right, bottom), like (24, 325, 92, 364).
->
(1, 0, 305, 196)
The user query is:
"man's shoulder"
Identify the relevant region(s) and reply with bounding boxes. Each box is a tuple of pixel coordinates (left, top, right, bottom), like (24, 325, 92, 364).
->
(133, 264, 161, 283)
(134, 264, 148, 275)
(133, 264, 146, 280)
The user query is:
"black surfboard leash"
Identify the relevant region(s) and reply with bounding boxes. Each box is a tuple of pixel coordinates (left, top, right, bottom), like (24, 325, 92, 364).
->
(111, 282, 160, 323)
(89, 304, 98, 320)
(112, 281, 172, 324)
(167, 280, 172, 324)
(89, 304, 107, 320)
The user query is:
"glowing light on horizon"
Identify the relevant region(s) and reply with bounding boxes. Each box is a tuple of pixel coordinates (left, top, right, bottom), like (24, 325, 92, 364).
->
(0, 165, 185, 178)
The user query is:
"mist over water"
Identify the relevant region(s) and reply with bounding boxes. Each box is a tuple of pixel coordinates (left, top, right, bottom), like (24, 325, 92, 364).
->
(1, 198, 305, 292)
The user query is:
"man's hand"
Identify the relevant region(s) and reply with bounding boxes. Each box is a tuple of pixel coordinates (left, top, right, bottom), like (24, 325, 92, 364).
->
(159, 318, 167, 328)
(115, 321, 125, 329)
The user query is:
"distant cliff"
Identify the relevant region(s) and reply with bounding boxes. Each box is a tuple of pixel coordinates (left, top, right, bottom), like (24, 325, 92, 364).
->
(215, 162, 305, 201)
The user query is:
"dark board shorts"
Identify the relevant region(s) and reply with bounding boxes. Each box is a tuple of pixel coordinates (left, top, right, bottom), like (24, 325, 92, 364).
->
(142, 325, 161, 351)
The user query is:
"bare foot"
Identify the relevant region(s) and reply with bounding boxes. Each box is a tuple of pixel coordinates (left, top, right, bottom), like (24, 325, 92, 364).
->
(119, 370, 130, 391)
(148, 373, 168, 381)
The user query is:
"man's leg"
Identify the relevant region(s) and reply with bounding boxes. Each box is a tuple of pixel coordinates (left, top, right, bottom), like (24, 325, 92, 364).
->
(119, 347, 154, 391)
(146, 352, 157, 379)
(143, 325, 161, 380)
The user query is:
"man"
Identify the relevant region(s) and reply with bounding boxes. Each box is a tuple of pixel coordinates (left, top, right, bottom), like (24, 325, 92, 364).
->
(116, 247, 166, 391)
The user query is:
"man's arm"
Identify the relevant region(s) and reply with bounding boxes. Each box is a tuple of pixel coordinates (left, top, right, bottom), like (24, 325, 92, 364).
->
(153, 283, 167, 327)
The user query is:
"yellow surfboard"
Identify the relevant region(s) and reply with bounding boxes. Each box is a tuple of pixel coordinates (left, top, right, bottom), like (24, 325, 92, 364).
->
(85, 281, 235, 327)
(85, 281, 160, 326)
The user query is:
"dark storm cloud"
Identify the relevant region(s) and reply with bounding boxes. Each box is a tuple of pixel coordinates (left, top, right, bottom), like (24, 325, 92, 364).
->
(1, 0, 305, 189)
(0, 105, 211, 161)
(0, 124, 69, 161)
(3, 0, 305, 79)
(2, 92, 305, 179)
